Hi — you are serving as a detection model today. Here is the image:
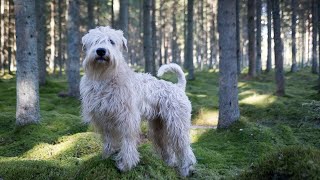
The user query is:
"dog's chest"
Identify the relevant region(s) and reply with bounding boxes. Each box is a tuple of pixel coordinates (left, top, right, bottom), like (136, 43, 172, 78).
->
(81, 80, 121, 117)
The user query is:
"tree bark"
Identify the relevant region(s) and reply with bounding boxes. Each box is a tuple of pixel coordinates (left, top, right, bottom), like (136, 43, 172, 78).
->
(151, 0, 156, 73)
(171, 0, 178, 64)
(236, 0, 241, 74)
(209, 3, 217, 69)
(87, 0, 95, 30)
(312, 0, 318, 74)
(8, 0, 14, 74)
(266, 0, 272, 72)
(272, 0, 285, 96)
(111, 0, 114, 27)
(58, 0, 63, 76)
(301, 10, 306, 68)
(184, 0, 194, 80)
(217, 0, 240, 129)
(66, 0, 80, 97)
(256, 0, 262, 74)
(247, 0, 256, 77)
(49, 1, 55, 72)
(119, 0, 128, 38)
(143, 0, 155, 75)
(318, 0, 320, 91)
(14, 0, 40, 125)
(36, 0, 47, 85)
(290, 0, 297, 72)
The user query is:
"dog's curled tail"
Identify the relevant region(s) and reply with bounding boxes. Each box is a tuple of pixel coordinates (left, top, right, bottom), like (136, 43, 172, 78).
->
(157, 63, 186, 90)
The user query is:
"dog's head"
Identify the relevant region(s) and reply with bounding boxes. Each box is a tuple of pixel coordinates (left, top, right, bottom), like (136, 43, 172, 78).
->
(82, 26, 128, 73)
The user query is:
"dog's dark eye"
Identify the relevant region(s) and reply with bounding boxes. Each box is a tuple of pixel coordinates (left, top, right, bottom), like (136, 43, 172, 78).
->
(109, 39, 115, 45)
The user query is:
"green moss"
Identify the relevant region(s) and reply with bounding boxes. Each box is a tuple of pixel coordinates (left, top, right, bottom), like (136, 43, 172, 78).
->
(239, 146, 320, 180)
(0, 68, 320, 179)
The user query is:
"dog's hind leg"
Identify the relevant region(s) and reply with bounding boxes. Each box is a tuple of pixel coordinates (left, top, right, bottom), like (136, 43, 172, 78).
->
(162, 112, 196, 177)
(149, 117, 176, 167)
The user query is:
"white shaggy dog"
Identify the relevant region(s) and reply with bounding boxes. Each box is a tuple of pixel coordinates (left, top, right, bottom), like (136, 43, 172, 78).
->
(80, 26, 196, 177)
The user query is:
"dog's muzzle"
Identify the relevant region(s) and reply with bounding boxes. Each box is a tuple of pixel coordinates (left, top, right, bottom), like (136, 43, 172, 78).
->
(95, 48, 110, 62)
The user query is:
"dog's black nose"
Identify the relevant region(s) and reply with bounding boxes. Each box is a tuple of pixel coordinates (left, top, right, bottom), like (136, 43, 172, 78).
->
(96, 48, 106, 56)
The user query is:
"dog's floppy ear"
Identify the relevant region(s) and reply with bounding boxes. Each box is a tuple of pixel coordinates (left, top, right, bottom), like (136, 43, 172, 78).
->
(122, 37, 128, 52)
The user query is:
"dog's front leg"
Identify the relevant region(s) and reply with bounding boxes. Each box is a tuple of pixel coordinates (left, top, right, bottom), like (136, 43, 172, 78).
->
(114, 113, 140, 172)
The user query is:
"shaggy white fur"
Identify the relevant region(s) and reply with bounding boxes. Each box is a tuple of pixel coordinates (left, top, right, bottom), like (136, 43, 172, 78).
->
(80, 26, 196, 177)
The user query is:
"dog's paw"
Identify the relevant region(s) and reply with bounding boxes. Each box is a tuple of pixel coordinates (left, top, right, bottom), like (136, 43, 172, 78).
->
(178, 165, 195, 177)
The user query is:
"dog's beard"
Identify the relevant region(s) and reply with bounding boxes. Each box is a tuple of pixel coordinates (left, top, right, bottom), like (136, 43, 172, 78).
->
(94, 55, 111, 64)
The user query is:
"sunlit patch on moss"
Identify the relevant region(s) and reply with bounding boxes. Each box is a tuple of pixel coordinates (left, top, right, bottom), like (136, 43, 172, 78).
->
(240, 93, 276, 106)
(192, 108, 218, 126)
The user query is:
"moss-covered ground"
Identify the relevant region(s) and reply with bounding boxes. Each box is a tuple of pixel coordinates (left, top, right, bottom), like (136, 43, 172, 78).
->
(0, 68, 320, 179)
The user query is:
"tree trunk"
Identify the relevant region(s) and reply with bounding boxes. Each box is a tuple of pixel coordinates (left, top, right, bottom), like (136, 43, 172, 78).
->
(312, 0, 318, 74)
(151, 0, 156, 73)
(0, 0, 3, 75)
(266, 0, 272, 72)
(14, 0, 40, 125)
(256, 0, 262, 74)
(119, 0, 128, 38)
(236, 0, 241, 74)
(272, 0, 285, 96)
(36, 0, 47, 85)
(58, 0, 63, 76)
(318, 0, 320, 91)
(185, 0, 194, 80)
(290, 0, 297, 72)
(111, 0, 115, 27)
(301, 10, 306, 68)
(247, 0, 256, 77)
(49, 1, 55, 72)
(143, 0, 154, 75)
(8, 0, 14, 74)
(217, 0, 240, 129)
(171, 0, 178, 64)
(209, 2, 216, 69)
(66, 0, 80, 97)
(87, 0, 95, 30)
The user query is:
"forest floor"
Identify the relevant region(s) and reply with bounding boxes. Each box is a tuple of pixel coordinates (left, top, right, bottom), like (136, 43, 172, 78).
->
(0, 68, 320, 179)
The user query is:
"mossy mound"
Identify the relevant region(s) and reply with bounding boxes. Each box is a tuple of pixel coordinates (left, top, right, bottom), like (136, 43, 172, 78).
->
(240, 146, 320, 179)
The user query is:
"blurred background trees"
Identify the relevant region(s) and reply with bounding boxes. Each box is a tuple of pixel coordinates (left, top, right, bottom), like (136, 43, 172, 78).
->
(1, 0, 318, 79)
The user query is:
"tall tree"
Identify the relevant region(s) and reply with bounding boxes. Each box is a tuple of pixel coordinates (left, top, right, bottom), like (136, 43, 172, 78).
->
(57, 0, 63, 76)
(266, 0, 272, 72)
(217, 0, 240, 129)
(247, 0, 256, 77)
(312, 0, 318, 74)
(66, 0, 80, 97)
(0, 0, 4, 75)
(272, 0, 285, 96)
(290, 0, 297, 72)
(119, 0, 128, 38)
(184, 0, 195, 80)
(151, 0, 156, 74)
(8, 0, 15, 74)
(14, 0, 40, 125)
(256, 0, 262, 74)
(171, 0, 179, 64)
(36, 0, 47, 85)
(87, 0, 95, 30)
(301, 7, 306, 68)
(143, 0, 155, 75)
(49, 0, 55, 71)
(209, 1, 217, 69)
(236, 0, 241, 74)
(318, 0, 320, 91)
